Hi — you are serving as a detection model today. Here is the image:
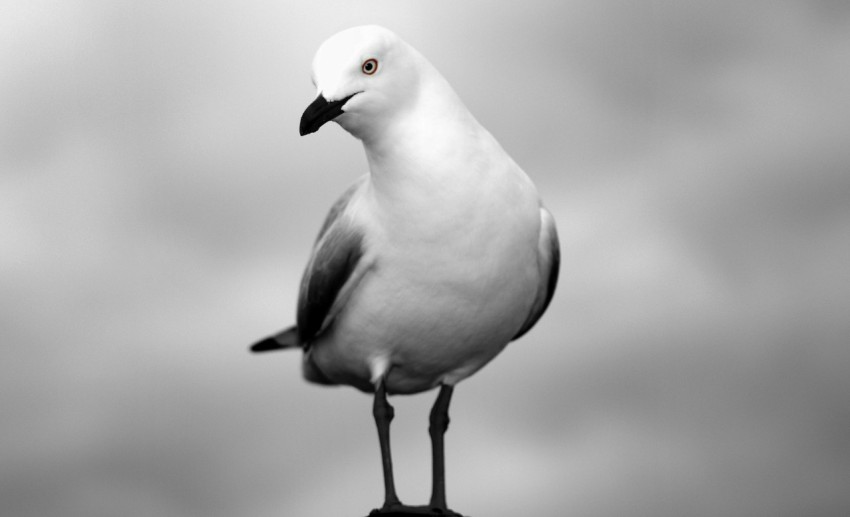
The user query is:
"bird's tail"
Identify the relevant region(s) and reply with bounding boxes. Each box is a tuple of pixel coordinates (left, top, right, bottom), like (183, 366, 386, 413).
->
(250, 326, 300, 353)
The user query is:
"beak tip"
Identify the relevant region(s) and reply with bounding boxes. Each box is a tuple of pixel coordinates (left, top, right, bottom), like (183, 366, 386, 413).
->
(299, 114, 317, 136)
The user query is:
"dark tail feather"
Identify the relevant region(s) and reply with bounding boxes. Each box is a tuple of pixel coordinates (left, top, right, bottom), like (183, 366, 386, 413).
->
(250, 326, 300, 353)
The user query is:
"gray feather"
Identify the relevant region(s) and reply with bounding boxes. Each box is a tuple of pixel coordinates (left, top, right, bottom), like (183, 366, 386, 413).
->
(512, 207, 560, 341)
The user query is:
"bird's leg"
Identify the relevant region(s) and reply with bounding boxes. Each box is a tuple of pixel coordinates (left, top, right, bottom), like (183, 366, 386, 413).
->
(373, 378, 402, 508)
(428, 384, 454, 510)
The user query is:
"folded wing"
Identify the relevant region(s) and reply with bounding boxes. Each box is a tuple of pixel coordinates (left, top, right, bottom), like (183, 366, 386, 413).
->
(512, 206, 560, 341)
(249, 176, 369, 352)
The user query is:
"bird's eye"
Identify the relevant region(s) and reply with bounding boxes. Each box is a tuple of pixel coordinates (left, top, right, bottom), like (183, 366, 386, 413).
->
(361, 58, 378, 75)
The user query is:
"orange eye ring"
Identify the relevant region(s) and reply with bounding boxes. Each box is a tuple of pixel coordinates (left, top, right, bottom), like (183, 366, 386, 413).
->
(361, 58, 378, 75)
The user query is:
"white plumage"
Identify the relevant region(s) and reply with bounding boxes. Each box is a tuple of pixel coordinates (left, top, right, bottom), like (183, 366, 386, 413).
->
(253, 25, 559, 515)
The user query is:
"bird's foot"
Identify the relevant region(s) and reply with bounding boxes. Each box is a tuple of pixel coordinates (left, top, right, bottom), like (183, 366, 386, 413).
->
(367, 503, 464, 517)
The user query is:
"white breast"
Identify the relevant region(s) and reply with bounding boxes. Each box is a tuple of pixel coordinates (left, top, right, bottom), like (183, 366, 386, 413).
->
(310, 159, 542, 394)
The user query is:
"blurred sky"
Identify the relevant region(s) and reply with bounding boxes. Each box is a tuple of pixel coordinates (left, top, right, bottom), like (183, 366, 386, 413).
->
(2, 1, 849, 516)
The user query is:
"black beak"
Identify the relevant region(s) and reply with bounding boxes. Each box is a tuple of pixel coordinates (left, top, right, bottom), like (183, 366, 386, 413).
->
(299, 93, 357, 136)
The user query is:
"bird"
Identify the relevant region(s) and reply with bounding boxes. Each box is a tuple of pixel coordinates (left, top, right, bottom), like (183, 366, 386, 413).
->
(251, 25, 559, 517)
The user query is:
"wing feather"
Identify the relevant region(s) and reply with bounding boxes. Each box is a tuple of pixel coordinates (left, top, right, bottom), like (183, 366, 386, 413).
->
(512, 206, 560, 341)
(296, 177, 369, 345)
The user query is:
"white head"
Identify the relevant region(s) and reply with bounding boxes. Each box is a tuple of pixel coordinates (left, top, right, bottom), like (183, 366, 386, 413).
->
(299, 26, 433, 141)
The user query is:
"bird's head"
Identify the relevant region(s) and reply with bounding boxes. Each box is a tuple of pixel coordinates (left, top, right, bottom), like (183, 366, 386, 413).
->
(299, 25, 423, 140)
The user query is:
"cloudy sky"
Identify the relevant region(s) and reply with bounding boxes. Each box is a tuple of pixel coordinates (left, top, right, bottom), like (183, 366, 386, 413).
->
(2, 1, 849, 516)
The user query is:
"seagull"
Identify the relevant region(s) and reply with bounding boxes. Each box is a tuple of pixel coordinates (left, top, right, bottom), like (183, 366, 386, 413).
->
(251, 25, 559, 517)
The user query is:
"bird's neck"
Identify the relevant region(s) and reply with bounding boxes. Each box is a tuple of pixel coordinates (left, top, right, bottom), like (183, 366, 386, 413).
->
(362, 77, 501, 203)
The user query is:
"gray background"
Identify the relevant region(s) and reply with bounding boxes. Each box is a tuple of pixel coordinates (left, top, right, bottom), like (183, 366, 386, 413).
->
(2, 1, 849, 516)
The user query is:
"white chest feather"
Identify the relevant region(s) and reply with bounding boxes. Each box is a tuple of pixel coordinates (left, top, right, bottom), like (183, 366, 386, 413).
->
(312, 154, 542, 393)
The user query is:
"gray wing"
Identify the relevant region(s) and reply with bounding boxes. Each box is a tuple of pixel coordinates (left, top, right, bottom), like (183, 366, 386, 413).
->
(314, 175, 367, 243)
(512, 206, 560, 341)
(296, 176, 369, 345)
